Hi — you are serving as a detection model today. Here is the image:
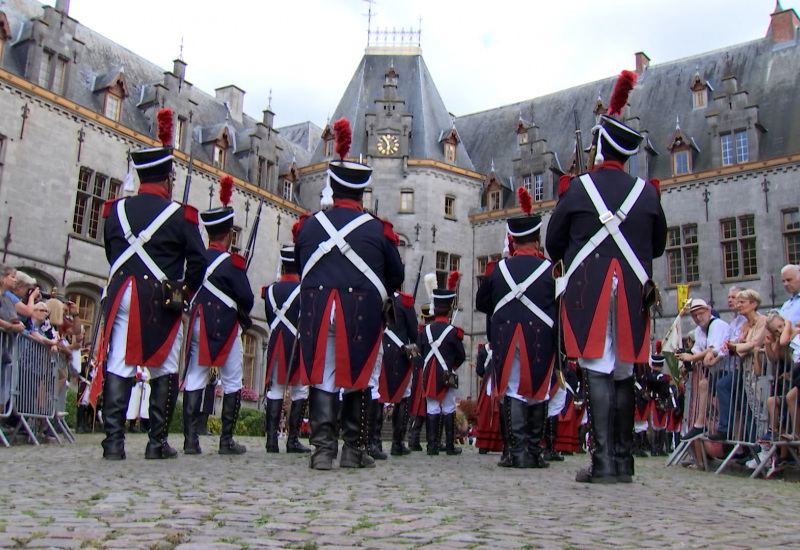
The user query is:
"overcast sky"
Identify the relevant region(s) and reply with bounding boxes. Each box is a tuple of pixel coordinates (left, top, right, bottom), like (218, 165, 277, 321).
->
(52, 0, 793, 129)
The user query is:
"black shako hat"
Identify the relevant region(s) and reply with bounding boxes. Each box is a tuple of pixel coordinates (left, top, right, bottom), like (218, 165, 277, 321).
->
(432, 288, 457, 310)
(507, 214, 543, 240)
(131, 146, 174, 184)
(279, 245, 296, 269)
(326, 160, 372, 200)
(592, 115, 644, 164)
(200, 206, 234, 235)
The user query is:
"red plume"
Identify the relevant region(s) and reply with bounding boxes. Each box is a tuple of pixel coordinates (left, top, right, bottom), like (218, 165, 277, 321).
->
(517, 187, 533, 214)
(219, 176, 233, 207)
(447, 271, 461, 291)
(655, 340, 662, 354)
(156, 108, 174, 146)
(608, 70, 637, 116)
(333, 118, 352, 160)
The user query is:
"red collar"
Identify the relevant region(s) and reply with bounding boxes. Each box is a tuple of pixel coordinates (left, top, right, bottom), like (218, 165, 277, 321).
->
(208, 241, 228, 253)
(280, 274, 300, 282)
(591, 160, 626, 173)
(333, 198, 363, 212)
(513, 247, 542, 257)
(138, 183, 171, 199)
(434, 316, 450, 323)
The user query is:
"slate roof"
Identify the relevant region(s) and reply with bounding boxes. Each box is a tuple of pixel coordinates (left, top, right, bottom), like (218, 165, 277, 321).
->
(277, 121, 323, 152)
(456, 36, 800, 181)
(0, 0, 313, 189)
(308, 54, 475, 171)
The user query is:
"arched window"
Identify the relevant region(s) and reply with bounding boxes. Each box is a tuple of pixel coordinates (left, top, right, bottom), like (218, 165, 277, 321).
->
(66, 291, 96, 339)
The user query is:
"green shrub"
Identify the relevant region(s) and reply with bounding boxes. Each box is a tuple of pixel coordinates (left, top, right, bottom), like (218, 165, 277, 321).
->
(65, 388, 77, 429)
(235, 407, 265, 437)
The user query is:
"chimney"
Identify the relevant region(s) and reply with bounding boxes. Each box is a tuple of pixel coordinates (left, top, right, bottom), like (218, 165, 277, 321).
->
(634, 52, 650, 76)
(263, 108, 275, 129)
(768, 3, 799, 45)
(172, 58, 186, 81)
(55, 0, 70, 14)
(215, 85, 245, 123)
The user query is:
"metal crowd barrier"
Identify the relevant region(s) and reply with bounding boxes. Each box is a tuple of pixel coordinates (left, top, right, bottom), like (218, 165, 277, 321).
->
(667, 346, 800, 479)
(0, 329, 75, 446)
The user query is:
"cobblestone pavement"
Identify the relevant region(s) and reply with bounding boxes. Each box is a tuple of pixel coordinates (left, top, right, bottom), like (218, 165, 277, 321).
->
(1, 434, 797, 550)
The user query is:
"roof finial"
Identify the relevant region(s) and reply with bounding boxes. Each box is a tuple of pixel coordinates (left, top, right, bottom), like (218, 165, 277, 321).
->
(179, 36, 184, 61)
(491, 158, 495, 173)
(675, 115, 680, 129)
(775, 1, 784, 13)
(268, 88, 273, 110)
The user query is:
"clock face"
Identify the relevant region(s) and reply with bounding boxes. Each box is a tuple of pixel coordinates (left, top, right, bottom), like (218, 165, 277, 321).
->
(377, 134, 400, 155)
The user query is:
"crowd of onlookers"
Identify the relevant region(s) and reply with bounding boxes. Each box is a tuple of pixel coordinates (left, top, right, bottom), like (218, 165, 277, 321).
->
(0, 263, 84, 441)
(676, 264, 800, 474)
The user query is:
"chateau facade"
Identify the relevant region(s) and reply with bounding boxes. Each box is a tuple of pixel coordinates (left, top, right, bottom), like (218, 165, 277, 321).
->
(1, 0, 798, 398)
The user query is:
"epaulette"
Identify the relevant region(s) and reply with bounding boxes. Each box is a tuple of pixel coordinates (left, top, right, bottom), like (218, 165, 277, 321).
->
(648, 178, 661, 197)
(418, 325, 425, 334)
(382, 219, 400, 246)
(292, 214, 311, 243)
(456, 327, 464, 340)
(484, 259, 498, 277)
(398, 292, 413, 308)
(558, 174, 572, 197)
(183, 204, 199, 225)
(261, 286, 267, 299)
(102, 198, 121, 218)
(230, 253, 246, 270)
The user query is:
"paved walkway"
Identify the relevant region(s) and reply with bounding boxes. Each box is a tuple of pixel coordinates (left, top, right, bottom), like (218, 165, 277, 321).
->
(0, 434, 796, 550)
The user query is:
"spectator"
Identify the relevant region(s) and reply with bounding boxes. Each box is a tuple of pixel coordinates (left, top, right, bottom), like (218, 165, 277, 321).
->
(711, 289, 767, 441)
(0, 265, 25, 420)
(676, 299, 729, 438)
(764, 312, 800, 442)
(8, 271, 39, 324)
(29, 302, 59, 353)
(726, 287, 747, 343)
(779, 264, 800, 324)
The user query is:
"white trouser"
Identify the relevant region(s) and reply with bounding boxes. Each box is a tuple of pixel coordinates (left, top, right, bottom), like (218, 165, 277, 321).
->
(126, 381, 150, 420)
(505, 347, 548, 405)
(313, 324, 359, 395)
(266, 363, 309, 401)
(184, 317, 243, 394)
(369, 344, 383, 400)
(634, 420, 648, 433)
(402, 375, 412, 399)
(548, 386, 567, 417)
(426, 389, 457, 415)
(107, 283, 182, 379)
(577, 276, 634, 381)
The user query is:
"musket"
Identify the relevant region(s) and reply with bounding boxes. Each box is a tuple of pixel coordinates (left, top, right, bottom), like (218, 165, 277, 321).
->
(411, 257, 425, 300)
(181, 147, 195, 204)
(243, 197, 264, 272)
(573, 109, 585, 175)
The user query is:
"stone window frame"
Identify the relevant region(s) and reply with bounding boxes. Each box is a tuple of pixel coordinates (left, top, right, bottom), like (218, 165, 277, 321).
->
(665, 224, 699, 287)
(435, 251, 461, 307)
(444, 195, 456, 219)
(673, 150, 690, 176)
(721, 130, 749, 166)
(444, 142, 456, 163)
(324, 139, 334, 158)
(522, 175, 532, 194)
(230, 225, 242, 255)
(72, 166, 121, 242)
(783, 208, 800, 265)
(241, 332, 257, 392)
(399, 189, 414, 213)
(65, 291, 96, 340)
(533, 173, 544, 202)
(362, 187, 373, 212)
(720, 215, 758, 280)
(175, 116, 187, 151)
(283, 180, 293, 202)
(103, 92, 121, 121)
(488, 190, 501, 211)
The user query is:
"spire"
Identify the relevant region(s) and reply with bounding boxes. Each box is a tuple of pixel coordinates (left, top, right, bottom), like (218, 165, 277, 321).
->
(675, 115, 680, 130)
(775, 1, 784, 13)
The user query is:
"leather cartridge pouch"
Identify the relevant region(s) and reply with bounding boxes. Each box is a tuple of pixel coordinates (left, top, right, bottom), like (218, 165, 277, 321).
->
(642, 279, 661, 312)
(162, 280, 188, 312)
(381, 297, 397, 327)
(443, 370, 459, 389)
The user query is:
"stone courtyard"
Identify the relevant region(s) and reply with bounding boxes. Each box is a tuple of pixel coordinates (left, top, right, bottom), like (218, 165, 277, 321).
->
(0, 434, 796, 550)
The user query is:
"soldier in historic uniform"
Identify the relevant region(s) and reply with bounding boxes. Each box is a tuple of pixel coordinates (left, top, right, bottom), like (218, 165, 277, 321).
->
(293, 118, 404, 470)
(263, 245, 311, 454)
(407, 303, 433, 451)
(546, 71, 667, 483)
(476, 193, 556, 468)
(100, 108, 207, 460)
(182, 176, 253, 456)
(377, 290, 419, 456)
(421, 274, 465, 456)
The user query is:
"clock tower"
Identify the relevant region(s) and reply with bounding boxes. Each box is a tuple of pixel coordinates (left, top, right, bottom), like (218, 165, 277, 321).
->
(366, 65, 412, 158)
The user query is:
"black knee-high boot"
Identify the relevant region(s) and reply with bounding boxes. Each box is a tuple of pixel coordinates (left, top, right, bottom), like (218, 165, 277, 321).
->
(219, 390, 246, 454)
(444, 412, 462, 455)
(408, 415, 424, 451)
(391, 398, 411, 456)
(614, 377, 635, 482)
(308, 387, 339, 470)
(340, 389, 375, 468)
(426, 414, 441, 456)
(527, 401, 549, 468)
(368, 399, 388, 460)
(264, 398, 283, 453)
(575, 370, 617, 483)
(544, 415, 564, 462)
(101, 373, 134, 460)
(286, 399, 311, 453)
(182, 389, 203, 454)
(498, 398, 512, 467)
(145, 373, 179, 460)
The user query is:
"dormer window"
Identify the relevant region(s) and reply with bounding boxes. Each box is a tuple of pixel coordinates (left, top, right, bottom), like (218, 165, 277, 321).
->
(690, 72, 711, 110)
(94, 69, 129, 123)
(385, 67, 398, 86)
(518, 133, 528, 145)
(213, 145, 226, 169)
(104, 93, 121, 121)
(721, 130, 749, 166)
(673, 151, 690, 175)
(324, 138, 334, 158)
(320, 123, 335, 158)
(283, 180, 293, 202)
(0, 12, 10, 63)
(693, 89, 707, 109)
(39, 50, 54, 88)
(444, 142, 456, 163)
(489, 190, 501, 211)
(516, 120, 529, 145)
(175, 116, 187, 151)
(667, 121, 695, 176)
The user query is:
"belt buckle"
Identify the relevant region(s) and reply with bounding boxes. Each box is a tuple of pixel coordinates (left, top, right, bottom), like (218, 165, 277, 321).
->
(319, 240, 332, 254)
(599, 211, 614, 225)
(339, 242, 352, 255)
